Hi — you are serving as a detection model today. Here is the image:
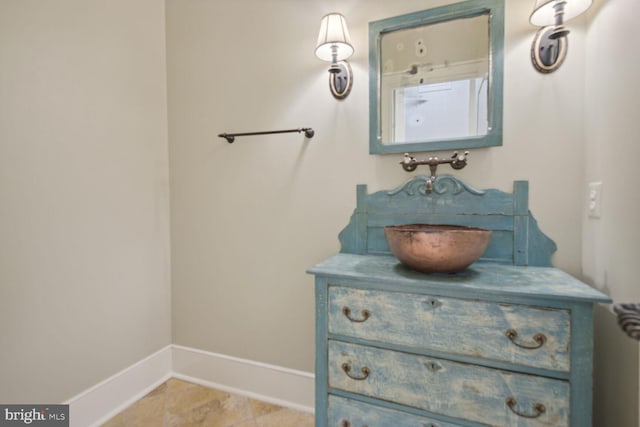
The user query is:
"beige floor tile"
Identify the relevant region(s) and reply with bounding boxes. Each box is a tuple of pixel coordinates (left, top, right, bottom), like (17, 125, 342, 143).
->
(255, 408, 314, 427)
(126, 393, 166, 426)
(102, 392, 166, 427)
(166, 399, 221, 427)
(198, 394, 253, 427)
(100, 411, 126, 427)
(166, 378, 197, 394)
(100, 378, 312, 427)
(248, 399, 281, 418)
(166, 384, 228, 416)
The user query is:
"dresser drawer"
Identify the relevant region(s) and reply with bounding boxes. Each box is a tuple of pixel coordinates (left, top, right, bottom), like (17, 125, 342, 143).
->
(329, 286, 570, 371)
(329, 341, 569, 427)
(329, 395, 464, 427)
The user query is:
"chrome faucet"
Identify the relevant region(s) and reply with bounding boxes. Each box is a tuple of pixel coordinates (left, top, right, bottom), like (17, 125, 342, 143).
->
(400, 151, 469, 193)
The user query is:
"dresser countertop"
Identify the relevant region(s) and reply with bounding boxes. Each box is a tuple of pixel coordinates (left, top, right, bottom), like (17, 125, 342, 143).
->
(308, 253, 612, 304)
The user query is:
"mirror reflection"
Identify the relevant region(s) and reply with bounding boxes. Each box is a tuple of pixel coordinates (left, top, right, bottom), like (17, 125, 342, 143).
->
(380, 14, 489, 143)
(369, 0, 504, 154)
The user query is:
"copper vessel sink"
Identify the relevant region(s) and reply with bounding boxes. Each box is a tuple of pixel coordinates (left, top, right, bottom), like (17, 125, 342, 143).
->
(384, 224, 492, 273)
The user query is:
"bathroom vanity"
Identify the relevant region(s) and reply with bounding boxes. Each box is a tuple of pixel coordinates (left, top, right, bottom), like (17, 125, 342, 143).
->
(308, 176, 611, 427)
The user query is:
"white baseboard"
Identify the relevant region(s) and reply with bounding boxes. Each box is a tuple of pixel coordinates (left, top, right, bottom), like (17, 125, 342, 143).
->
(171, 345, 315, 414)
(64, 345, 314, 426)
(64, 345, 173, 427)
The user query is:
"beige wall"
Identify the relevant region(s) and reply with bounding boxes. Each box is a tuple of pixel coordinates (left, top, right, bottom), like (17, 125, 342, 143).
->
(0, 0, 171, 402)
(167, 0, 587, 373)
(584, 0, 640, 425)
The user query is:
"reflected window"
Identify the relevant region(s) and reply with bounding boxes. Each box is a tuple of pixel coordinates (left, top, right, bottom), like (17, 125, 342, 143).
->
(380, 14, 489, 144)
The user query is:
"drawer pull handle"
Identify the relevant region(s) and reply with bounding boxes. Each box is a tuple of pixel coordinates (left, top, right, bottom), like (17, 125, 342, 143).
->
(505, 329, 547, 350)
(341, 362, 370, 380)
(340, 421, 369, 427)
(342, 306, 371, 323)
(506, 397, 546, 419)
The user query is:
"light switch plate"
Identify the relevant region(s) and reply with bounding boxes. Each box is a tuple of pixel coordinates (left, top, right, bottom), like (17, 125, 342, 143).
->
(588, 182, 602, 219)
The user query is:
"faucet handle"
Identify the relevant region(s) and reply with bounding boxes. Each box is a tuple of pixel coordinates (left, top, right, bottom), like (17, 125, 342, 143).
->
(450, 151, 469, 170)
(401, 153, 418, 172)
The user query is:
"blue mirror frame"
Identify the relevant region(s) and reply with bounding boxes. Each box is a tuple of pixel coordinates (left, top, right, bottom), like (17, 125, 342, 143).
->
(369, 0, 504, 154)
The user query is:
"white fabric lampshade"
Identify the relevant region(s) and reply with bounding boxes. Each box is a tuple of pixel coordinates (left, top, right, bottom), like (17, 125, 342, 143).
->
(530, 0, 592, 26)
(315, 13, 354, 62)
(529, 0, 593, 27)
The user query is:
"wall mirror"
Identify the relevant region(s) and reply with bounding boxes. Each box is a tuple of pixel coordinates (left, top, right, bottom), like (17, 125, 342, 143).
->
(369, 0, 504, 154)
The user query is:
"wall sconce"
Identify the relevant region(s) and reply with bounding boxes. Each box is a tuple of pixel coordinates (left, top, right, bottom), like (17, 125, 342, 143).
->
(315, 13, 354, 99)
(530, 0, 592, 73)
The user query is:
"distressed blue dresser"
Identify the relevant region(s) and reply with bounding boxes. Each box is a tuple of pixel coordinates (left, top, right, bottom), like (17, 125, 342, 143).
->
(308, 176, 611, 427)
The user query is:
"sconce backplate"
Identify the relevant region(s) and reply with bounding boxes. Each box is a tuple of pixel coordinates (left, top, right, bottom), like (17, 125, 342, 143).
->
(329, 61, 353, 99)
(531, 26, 568, 73)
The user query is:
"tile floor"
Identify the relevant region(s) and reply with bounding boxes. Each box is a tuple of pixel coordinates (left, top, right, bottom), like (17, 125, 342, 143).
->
(101, 378, 314, 427)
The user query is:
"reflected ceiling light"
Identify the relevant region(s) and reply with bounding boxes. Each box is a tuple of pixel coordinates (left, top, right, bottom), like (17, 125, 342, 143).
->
(530, 0, 592, 73)
(315, 13, 354, 99)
